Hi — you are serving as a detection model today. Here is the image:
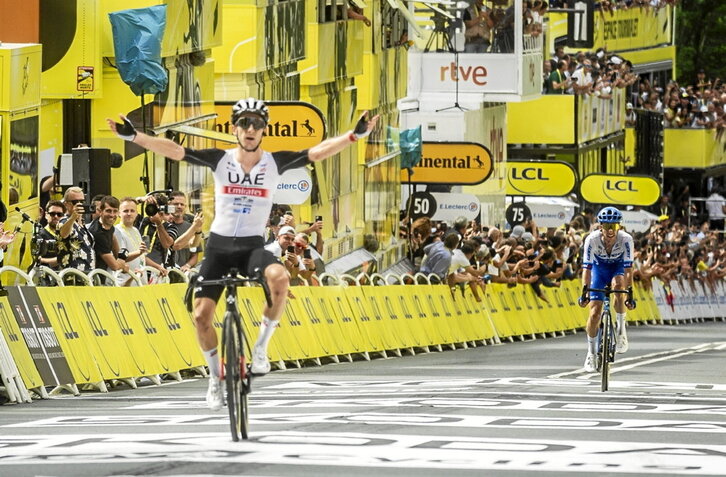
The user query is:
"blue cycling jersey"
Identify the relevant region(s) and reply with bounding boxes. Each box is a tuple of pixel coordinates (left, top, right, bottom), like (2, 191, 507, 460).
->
(582, 229, 634, 270)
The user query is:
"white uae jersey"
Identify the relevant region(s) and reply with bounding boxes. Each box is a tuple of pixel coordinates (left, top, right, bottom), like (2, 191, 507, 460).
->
(582, 229, 634, 269)
(183, 147, 310, 237)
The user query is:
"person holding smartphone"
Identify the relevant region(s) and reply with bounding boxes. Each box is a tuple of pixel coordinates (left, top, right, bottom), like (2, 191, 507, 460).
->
(57, 186, 96, 278)
(292, 232, 316, 285)
(264, 225, 301, 281)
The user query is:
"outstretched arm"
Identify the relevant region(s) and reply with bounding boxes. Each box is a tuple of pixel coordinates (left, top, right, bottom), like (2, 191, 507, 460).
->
(106, 115, 185, 161)
(308, 112, 379, 162)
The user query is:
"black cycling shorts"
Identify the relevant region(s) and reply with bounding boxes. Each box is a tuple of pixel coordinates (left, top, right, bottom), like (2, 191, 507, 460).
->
(194, 233, 279, 301)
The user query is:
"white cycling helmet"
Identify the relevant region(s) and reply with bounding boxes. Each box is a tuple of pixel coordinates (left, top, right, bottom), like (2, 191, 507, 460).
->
(231, 98, 269, 125)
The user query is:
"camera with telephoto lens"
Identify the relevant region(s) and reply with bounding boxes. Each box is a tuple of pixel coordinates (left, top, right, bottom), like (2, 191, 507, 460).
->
(31, 236, 58, 258)
(145, 203, 176, 216)
(144, 193, 175, 216)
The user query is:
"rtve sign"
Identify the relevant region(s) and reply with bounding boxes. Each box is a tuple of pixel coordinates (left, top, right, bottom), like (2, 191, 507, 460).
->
(402, 142, 493, 185)
(415, 53, 525, 94)
(580, 174, 661, 206)
(506, 160, 577, 197)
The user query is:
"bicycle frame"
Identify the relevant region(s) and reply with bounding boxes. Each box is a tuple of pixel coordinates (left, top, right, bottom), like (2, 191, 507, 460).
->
(584, 286, 629, 392)
(185, 267, 272, 441)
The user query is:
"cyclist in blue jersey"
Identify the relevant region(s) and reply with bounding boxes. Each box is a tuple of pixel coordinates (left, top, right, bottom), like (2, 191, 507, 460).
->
(578, 206, 636, 372)
(108, 99, 378, 409)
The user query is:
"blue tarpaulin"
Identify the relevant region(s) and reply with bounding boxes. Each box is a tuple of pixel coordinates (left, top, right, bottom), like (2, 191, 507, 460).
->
(400, 125, 422, 171)
(109, 5, 168, 96)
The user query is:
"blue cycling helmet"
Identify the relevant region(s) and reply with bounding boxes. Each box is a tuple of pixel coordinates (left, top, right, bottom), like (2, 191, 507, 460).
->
(597, 206, 623, 224)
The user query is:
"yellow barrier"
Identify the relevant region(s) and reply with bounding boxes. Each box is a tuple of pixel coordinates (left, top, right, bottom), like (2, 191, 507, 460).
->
(0, 295, 44, 390)
(2, 279, 669, 400)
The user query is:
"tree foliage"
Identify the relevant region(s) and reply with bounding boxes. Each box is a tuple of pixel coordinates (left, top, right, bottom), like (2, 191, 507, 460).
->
(676, 0, 726, 85)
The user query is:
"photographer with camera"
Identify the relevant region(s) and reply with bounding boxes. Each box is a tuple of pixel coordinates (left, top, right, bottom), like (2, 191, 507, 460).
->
(36, 200, 64, 271)
(87, 195, 129, 278)
(58, 186, 95, 277)
(137, 193, 175, 276)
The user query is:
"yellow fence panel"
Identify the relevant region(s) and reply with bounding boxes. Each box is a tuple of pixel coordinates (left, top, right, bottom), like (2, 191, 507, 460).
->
(0, 296, 43, 389)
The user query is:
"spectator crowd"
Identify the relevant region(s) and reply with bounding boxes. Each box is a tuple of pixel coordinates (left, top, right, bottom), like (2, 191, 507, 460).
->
(19, 188, 331, 288)
(402, 180, 726, 303)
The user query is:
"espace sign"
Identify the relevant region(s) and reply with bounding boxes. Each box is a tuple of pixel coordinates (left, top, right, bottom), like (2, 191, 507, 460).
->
(419, 54, 522, 93)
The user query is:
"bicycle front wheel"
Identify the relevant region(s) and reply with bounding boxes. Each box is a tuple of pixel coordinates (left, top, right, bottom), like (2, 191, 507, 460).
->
(600, 310, 612, 392)
(223, 311, 249, 441)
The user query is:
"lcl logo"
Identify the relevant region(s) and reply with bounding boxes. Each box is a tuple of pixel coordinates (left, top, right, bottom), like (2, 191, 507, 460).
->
(511, 167, 549, 181)
(605, 180, 638, 192)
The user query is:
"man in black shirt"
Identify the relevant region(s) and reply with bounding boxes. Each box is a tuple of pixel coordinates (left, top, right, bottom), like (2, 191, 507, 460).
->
(88, 196, 128, 275)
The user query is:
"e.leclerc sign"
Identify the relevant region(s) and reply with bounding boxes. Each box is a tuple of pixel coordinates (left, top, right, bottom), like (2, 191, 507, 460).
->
(506, 160, 577, 197)
(580, 174, 660, 206)
(402, 142, 493, 185)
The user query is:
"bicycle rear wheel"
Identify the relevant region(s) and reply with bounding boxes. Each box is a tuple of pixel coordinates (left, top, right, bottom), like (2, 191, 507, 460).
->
(600, 311, 612, 392)
(223, 311, 249, 440)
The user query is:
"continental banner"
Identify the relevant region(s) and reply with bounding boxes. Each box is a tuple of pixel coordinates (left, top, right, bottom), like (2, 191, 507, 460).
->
(580, 174, 661, 206)
(402, 142, 493, 185)
(213, 101, 327, 152)
(506, 160, 577, 197)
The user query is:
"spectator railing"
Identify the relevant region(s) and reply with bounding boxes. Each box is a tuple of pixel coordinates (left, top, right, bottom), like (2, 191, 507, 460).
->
(58, 268, 91, 286)
(88, 269, 117, 286)
(29, 266, 63, 286)
(0, 266, 33, 285)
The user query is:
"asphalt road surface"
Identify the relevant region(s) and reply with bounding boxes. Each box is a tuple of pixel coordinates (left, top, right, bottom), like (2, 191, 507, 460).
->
(2, 320, 725, 477)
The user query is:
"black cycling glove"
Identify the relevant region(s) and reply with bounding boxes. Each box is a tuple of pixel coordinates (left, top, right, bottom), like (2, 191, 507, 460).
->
(351, 113, 373, 141)
(115, 116, 137, 141)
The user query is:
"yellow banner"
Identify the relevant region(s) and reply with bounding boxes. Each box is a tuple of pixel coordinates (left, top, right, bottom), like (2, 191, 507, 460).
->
(213, 102, 327, 152)
(580, 174, 660, 206)
(506, 160, 577, 196)
(403, 142, 493, 185)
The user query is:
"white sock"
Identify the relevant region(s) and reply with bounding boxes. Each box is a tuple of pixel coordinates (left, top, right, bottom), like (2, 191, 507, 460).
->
(587, 335, 597, 354)
(203, 347, 220, 378)
(254, 316, 279, 352)
(616, 313, 626, 334)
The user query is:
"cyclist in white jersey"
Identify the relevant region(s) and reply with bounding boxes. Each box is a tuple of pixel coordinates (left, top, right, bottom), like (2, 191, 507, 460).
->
(578, 206, 636, 372)
(108, 99, 379, 410)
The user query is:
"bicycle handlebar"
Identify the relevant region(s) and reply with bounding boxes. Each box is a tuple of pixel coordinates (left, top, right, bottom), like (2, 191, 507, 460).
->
(185, 268, 273, 311)
(583, 287, 630, 295)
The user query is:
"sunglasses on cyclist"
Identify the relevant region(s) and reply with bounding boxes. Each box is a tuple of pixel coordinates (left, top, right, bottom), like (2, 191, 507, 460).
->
(601, 223, 620, 231)
(235, 116, 267, 130)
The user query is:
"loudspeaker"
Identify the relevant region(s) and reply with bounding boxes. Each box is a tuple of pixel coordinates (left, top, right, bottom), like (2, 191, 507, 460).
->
(69, 147, 111, 199)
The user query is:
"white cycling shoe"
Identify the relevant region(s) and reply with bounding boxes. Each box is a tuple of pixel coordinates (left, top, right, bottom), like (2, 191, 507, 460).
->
(206, 377, 224, 411)
(583, 352, 598, 373)
(616, 328, 629, 354)
(250, 345, 271, 375)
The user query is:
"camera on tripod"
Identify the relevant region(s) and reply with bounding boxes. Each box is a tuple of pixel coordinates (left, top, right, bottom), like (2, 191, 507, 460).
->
(425, 7, 464, 52)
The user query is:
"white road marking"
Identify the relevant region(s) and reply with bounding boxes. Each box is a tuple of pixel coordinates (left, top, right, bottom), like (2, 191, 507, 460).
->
(123, 397, 726, 415)
(1, 431, 725, 474)
(6, 413, 726, 433)
(549, 341, 726, 379)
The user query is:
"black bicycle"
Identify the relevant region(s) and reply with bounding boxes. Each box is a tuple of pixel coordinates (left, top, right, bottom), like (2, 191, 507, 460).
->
(583, 286, 631, 392)
(186, 268, 272, 441)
